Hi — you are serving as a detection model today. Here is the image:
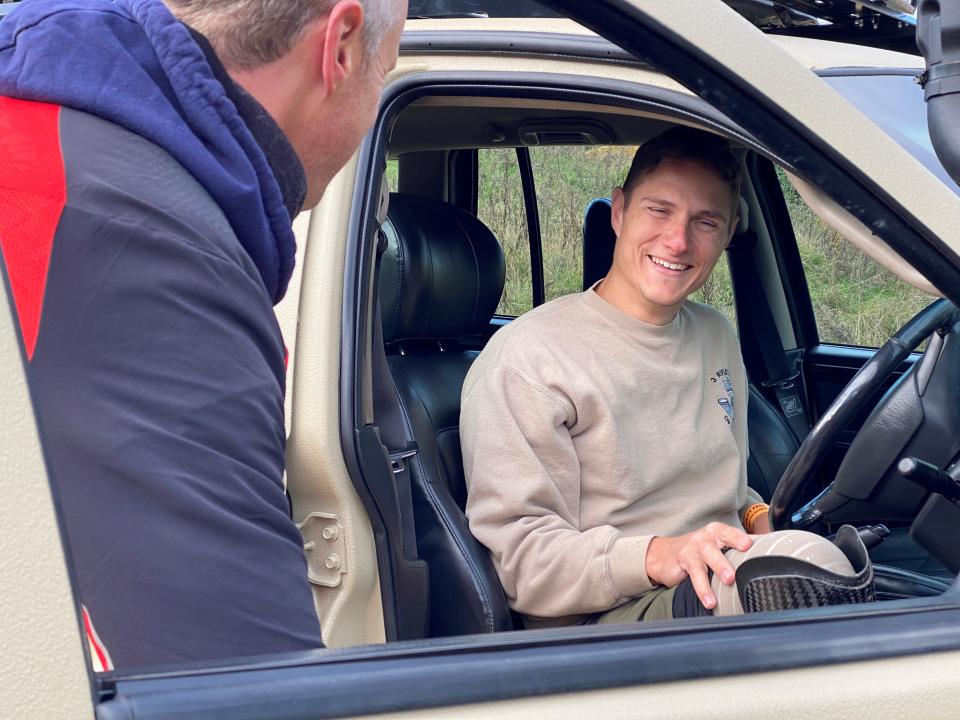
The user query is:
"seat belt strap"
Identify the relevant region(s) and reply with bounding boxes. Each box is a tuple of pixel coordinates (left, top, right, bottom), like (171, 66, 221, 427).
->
(727, 232, 810, 442)
(371, 227, 420, 562)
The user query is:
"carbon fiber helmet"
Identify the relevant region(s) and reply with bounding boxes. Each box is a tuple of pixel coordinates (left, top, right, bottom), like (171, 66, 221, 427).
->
(711, 525, 874, 616)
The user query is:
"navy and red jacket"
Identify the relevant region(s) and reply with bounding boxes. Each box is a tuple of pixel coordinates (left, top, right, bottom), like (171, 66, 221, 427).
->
(0, 0, 323, 668)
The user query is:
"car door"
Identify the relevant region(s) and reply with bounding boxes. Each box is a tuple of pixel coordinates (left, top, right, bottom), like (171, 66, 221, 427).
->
(7, 1, 960, 719)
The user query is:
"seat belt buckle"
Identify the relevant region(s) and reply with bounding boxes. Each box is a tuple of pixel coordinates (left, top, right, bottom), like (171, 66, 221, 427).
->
(761, 370, 801, 392)
(389, 443, 419, 475)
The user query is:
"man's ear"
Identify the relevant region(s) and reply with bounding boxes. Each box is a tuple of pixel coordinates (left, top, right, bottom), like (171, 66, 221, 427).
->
(611, 186, 626, 238)
(318, 0, 364, 97)
(725, 215, 739, 247)
(727, 215, 740, 246)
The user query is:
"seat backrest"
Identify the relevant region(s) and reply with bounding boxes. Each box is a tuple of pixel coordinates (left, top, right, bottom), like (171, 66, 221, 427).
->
(582, 197, 615, 291)
(578, 196, 800, 500)
(379, 193, 513, 636)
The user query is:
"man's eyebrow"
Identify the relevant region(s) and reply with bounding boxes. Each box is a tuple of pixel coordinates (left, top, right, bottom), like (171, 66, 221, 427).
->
(695, 209, 728, 222)
(638, 196, 676, 207)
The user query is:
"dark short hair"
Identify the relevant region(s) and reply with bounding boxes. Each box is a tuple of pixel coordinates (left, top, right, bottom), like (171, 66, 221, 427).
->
(622, 126, 741, 202)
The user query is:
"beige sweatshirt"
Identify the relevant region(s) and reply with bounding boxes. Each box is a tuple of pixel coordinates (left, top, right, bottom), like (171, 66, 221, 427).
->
(460, 288, 761, 625)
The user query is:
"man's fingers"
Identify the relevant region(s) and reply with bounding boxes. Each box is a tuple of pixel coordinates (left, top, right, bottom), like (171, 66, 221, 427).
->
(702, 544, 736, 585)
(717, 523, 752, 552)
(687, 564, 716, 610)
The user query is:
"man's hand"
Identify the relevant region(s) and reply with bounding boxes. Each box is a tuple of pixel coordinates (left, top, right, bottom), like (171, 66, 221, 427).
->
(645, 522, 752, 610)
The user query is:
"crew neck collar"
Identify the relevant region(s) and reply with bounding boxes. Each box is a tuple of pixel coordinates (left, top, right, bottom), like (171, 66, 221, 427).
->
(582, 282, 684, 343)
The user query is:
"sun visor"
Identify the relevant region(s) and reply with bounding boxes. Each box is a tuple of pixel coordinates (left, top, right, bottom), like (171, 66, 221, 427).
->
(783, 171, 940, 297)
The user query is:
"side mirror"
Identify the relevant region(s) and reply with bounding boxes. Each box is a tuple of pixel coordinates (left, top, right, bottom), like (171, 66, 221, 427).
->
(917, 0, 960, 186)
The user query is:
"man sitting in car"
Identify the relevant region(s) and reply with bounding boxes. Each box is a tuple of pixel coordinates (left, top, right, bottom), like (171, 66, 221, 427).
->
(460, 127, 870, 626)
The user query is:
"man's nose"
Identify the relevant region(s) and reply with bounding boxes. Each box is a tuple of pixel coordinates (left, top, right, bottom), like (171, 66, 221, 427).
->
(661, 218, 692, 254)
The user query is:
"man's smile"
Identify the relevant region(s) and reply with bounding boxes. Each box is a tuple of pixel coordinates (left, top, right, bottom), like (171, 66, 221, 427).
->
(648, 254, 692, 272)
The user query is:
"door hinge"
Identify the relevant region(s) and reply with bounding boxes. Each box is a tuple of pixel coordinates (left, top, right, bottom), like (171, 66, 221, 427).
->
(297, 511, 347, 588)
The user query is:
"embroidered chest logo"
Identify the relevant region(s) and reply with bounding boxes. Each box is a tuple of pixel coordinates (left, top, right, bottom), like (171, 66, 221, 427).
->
(710, 368, 735, 425)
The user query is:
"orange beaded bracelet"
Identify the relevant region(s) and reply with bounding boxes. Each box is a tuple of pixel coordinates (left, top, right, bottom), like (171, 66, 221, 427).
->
(742, 503, 770, 533)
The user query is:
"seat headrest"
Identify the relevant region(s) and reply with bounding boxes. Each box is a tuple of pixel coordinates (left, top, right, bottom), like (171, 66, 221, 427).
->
(582, 198, 615, 291)
(380, 193, 506, 345)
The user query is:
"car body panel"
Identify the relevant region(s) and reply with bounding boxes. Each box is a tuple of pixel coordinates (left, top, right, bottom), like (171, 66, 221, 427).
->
(0, 264, 93, 718)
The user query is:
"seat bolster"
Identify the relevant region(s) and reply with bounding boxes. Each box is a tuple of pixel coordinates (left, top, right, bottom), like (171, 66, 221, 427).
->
(389, 352, 514, 635)
(746, 383, 800, 500)
(412, 470, 513, 634)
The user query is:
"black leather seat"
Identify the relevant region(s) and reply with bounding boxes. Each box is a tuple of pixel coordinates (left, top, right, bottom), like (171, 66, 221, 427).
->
(379, 193, 514, 636)
(581, 197, 797, 497)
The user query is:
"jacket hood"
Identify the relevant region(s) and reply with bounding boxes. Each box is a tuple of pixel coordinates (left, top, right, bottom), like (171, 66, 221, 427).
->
(0, 0, 297, 303)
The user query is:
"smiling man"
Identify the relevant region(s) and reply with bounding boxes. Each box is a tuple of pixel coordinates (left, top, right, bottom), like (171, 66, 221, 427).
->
(460, 127, 873, 627)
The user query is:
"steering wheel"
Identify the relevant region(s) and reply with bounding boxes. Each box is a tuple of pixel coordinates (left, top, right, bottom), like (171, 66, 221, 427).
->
(769, 298, 960, 531)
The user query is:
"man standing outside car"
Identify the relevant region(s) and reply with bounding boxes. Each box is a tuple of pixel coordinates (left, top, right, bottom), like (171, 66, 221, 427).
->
(0, 0, 405, 669)
(461, 128, 872, 627)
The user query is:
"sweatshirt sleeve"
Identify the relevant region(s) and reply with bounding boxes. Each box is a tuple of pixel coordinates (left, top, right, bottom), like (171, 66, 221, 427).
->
(461, 363, 654, 619)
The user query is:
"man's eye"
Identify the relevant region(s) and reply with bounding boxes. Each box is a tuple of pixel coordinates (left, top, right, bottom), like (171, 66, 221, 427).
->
(648, 207, 668, 215)
(698, 220, 718, 230)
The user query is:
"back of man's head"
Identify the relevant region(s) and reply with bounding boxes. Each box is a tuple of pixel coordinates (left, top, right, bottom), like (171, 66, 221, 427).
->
(622, 126, 742, 206)
(164, 0, 404, 70)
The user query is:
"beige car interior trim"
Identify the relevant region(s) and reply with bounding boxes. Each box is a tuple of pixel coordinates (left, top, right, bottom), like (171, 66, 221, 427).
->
(0, 296, 93, 717)
(276, 210, 312, 444)
(357, 649, 960, 720)
(741, 180, 799, 349)
(786, 171, 941, 296)
(392, 53, 687, 95)
(284, 156, 385, 648)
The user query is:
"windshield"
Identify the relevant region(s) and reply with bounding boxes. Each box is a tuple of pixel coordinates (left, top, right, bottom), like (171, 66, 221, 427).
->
(824, 72, 960, 197)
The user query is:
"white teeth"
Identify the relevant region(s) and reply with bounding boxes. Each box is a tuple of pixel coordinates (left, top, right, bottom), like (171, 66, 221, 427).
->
(650, 255, 689, 271)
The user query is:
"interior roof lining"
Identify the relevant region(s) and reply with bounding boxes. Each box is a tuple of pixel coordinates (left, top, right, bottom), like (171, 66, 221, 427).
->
(387, 93, 757, 157)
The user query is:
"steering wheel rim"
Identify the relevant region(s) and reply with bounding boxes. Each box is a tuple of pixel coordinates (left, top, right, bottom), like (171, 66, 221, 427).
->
(769, 298, 959, 531)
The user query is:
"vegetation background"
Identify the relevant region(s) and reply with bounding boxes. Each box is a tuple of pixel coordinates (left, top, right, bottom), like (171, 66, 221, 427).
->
(391, 146, 933, 347)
